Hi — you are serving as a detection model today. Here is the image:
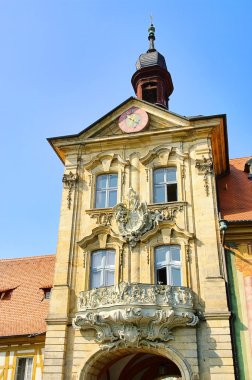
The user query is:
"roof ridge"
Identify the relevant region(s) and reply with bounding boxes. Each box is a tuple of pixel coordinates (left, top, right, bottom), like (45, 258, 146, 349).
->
(0, 254, 55, 262)
(230, 155, 252, 160)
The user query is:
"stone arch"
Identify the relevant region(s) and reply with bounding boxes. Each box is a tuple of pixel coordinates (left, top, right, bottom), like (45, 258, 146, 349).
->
(78, 345, 194, 380)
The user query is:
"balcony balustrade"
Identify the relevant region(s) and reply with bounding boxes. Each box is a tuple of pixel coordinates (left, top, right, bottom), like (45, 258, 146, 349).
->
(73, 282, 198, 349)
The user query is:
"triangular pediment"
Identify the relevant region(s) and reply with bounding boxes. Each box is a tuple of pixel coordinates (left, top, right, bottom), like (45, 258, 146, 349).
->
(48, 97, 228, 176)
(80, 97, 190, 140)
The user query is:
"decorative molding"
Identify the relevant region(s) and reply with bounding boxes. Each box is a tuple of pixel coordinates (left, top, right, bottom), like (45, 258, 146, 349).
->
(83, 251, 86, 268)
(148, 203, 184, 224)
(88, 174, 92, 187)
(73, 282, 198, 347)
(62, 171, 79, 209)
(90, 211, 114, 226)
(114, 189, 184, 247)
(147, 244, 150, 265)
(195, 155, 213, 196)
(121, 169, 126, 184)
(145, 168, 149, 182)
(140, 222, 194, 245)
(84, 153, 129, 171)
(185, 244, 191, 264)
(181, 164, 186, 179)
(140, 146, 172, 166)
(140, 145, 189, 166)
(78, 226, 124, 250)
(119, 247, 124, 282)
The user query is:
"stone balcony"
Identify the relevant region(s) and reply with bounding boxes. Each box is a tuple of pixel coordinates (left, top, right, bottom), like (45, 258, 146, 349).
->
(73, 283, 198, 349)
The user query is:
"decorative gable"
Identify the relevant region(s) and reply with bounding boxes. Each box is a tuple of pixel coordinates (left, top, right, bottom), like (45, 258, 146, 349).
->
(74, 98, 190, 141)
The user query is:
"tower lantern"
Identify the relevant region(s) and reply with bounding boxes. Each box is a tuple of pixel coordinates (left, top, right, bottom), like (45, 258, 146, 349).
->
(131, 23, 174, 109)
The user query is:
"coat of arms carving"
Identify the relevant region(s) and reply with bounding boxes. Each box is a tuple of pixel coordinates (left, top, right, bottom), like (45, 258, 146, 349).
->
(114, 188, 156, 247)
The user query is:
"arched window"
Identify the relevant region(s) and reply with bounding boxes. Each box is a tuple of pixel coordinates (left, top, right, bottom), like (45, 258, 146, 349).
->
(155, 245, 181, 286)
(95, 174, 118, 208)
(153, 168, 177, 203)
(90, 250, 115, 288)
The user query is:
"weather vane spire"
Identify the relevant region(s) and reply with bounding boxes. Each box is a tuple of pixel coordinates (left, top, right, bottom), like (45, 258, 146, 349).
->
(148, 15, 156, 52)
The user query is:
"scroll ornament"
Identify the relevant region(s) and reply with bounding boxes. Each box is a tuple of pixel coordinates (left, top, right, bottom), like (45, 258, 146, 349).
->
(114, 188, 183, 247)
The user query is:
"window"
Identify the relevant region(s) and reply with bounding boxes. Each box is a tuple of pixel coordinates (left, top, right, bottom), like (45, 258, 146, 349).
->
(95, 174, 118, 208)
(0, 289, 13, 300)
(153, 168, 177, 203)
(15, 357, 33, 380)
(91, 250, 115, 288)
(142, 82, 157, 104)
(155, 245, 181, 286)
(42, 288, 51, 300)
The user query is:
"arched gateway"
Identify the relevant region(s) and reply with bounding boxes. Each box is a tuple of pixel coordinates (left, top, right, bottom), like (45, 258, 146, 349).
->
(79, 346, 193, 380)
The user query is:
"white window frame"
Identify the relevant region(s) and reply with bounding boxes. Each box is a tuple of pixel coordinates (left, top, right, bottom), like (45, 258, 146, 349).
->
(95, 173, 118, 208)
(90, 250, 115, 288)
(155, 245, 181, 286)
(15, 357, 33, 380)
(153, 167, 177, 203)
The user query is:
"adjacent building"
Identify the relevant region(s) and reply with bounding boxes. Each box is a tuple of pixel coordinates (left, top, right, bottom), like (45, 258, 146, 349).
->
(0, 255, 55, 379)
(218, 157, 252, 379)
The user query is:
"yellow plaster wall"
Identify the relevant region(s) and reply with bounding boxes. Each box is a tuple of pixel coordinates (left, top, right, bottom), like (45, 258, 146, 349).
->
(0, 342, 44, 380)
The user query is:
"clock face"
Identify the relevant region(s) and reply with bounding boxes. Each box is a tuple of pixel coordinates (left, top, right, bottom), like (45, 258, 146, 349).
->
(118, 107, 149, 133)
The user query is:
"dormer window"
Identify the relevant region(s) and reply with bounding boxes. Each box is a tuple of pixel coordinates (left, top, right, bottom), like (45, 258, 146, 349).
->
(0, 289, 13, 300)
(95, 174, 118, 208)
(244, 158, 252, 179)
(42, 288, 52, 300)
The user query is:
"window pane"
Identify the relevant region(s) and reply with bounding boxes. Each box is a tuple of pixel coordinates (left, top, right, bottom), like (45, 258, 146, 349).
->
(171, 246, 180, 262)
(96, 175, 107, 190)
(154, 169, 164, 184)
(105, 250, 115, 266)
(16, 358, 33, 380)
(108, 190, 117, 207)
(92, 252, 103, 268)
(91, 271, 102, 288)
(167, 183, 177, 202)
(166, 168, 176, 182)
(109, 174, 118, 188)
(25, 358, 33, 380)
(154, 185, 165, 203)
(155, 246, 168, 264)
(91, 250, 115, 288)
(171, 267, 181, 286)
(16, 358, 26, 380)
(95, 191, 106, 208)
(157, 267, 167, 285)
(105, 270, 115, 286)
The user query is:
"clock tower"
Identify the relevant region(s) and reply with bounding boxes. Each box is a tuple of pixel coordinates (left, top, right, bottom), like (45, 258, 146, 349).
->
(131, 23, 174, 109)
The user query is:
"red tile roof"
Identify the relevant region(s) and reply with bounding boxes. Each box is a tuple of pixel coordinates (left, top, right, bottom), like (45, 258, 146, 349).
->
(0, 255, 55, 337)
(218, 156, 252, 221)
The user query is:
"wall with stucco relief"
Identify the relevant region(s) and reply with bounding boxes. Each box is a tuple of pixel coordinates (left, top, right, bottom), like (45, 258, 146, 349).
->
(43, 99, 235, 380)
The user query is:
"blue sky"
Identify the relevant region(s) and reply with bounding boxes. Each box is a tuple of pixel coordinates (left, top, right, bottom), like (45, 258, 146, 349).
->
(0, 1, 251, 258)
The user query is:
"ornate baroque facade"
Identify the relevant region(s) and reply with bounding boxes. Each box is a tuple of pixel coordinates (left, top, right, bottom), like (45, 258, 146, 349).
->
(42, 25, 239, 380)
